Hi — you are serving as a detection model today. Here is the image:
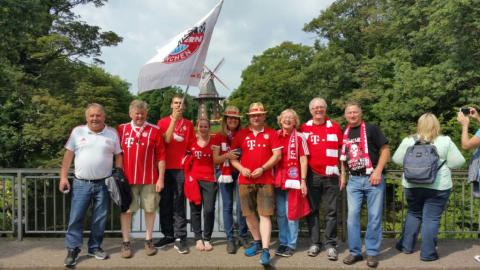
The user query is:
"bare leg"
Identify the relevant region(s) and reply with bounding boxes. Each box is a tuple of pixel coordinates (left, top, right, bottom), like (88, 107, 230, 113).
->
(259, 215, 271, 249)
(120, 212, 132, 242)
(144, 212, 156, 240)
(246, 214, 261, 241)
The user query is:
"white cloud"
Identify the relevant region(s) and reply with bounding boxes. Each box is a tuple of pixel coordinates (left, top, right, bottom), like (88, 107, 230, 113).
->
(73, 0, 335, 96)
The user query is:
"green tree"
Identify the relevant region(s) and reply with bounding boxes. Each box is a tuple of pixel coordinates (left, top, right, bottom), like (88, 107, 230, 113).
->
(0, 0, 126, 167)
(228, 42, 314, 127)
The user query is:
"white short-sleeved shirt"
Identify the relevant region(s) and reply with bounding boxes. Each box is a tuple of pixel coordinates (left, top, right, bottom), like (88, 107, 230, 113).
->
(65, 125, 122, 180)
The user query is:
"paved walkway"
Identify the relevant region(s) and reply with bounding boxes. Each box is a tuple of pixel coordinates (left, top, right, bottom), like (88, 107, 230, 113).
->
(0, 238, 479, 269)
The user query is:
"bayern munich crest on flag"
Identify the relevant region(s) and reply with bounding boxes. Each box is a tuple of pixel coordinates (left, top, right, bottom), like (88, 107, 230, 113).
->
(163, 22, 206, 64)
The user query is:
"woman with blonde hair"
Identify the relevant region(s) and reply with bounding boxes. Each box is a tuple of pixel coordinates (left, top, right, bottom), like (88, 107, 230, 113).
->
(392, 113, 465, 261)
(273, 108, 309, 257)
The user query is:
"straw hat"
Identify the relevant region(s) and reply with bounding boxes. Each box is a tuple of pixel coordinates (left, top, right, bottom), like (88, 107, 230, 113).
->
(246, 102, 268, 115)
(223, 105, 242, 118)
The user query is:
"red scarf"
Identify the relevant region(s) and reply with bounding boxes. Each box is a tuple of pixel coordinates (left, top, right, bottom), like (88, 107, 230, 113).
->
(275, 129, 301, 189)
(340, 122, 374, 174)
(182, 154, 201, 205)
(218, 131, 234, 183)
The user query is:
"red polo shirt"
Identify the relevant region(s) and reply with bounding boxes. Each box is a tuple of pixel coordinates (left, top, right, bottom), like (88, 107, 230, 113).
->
(231, 127, 282, 185)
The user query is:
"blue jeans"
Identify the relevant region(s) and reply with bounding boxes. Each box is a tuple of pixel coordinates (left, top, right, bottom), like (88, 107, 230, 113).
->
(346, 175, 385, 256)
(218, 171, 247, 240)
(65, 179, 110, 252)
(275, 189, 299, 249)
(397, 188, 451, 261)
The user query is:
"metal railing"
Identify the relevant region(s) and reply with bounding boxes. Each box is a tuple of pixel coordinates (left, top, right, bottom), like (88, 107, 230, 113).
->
(0, 169, 479, 240)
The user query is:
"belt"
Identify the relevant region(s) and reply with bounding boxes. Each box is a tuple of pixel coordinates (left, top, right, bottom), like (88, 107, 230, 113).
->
(74, 177, 108, 183)
(349, 171, 368, 176)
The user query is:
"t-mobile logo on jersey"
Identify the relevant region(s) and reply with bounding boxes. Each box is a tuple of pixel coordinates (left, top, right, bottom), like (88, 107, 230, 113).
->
(310, 135, 320, 145)
(194, 151, 202, 159)
(125, 137, 135, 148)
(247, 140, 256, 150)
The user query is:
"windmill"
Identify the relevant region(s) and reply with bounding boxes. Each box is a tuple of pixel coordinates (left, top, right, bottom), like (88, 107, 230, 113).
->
(194, 58, 230, 122)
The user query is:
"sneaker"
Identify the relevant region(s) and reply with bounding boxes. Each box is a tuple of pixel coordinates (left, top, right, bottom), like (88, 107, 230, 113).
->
(239, 237, 250, 249)
(326, 247, 338, 261)
(274, 245, 287, 256)
(366, 255, 379, 268)
(64, 248, 80, 267)
(120, 241, 133, 258)
(307, 244, 320, 257)
(343, 254, 363, 265)
(144, 239, 157, 256)
(259, 249, 271, 266)
(174, 238, 189, 254)
(154, 236, 175, 248)
(282, 247, 294, 257)
(88, 248, 109, 260)
(244, 241, 261, 257)
(226, 239, 237, 254)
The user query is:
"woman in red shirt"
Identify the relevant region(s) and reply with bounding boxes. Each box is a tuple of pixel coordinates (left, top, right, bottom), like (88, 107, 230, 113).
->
(186, 118, 217, 251)
(274, 109, 309, 257)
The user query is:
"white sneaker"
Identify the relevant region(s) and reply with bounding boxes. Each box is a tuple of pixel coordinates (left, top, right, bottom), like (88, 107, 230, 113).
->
(326, 247, 338, 261)
(474, 255, 480, 263)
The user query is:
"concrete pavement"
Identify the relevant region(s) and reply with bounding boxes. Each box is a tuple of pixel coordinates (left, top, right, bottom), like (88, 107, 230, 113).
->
(0, 238, 479, 269)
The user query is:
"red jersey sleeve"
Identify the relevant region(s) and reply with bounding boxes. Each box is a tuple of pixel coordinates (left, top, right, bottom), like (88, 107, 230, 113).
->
(336, 124, 343, 148)
(155, 131, 166, 161)
(271, 130, 283, 152)
(298, 133, 309, 157)
(185, 120, 195, 150)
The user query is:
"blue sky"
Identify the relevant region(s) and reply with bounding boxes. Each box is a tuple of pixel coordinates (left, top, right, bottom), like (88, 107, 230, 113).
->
(73, 0, 335, 97)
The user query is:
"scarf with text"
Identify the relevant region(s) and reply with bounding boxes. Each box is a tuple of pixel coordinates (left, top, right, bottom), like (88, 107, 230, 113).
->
(275, 129, 301, 190)
(340, 122, 374, 174)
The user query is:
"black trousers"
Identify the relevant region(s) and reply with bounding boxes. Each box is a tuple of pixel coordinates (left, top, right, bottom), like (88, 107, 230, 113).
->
(159, 169, 187, 239)
(306, 170, 339, 248)
(190, 180, 218, 241)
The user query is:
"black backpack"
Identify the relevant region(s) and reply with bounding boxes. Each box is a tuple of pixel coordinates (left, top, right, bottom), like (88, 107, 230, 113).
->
(403, 137, 446, 184)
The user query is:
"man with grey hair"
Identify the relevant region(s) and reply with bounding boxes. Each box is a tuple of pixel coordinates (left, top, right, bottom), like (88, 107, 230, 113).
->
(299, 97, 344, 260)
(117, 100, 166, 258)
(59, 103, 123, 267)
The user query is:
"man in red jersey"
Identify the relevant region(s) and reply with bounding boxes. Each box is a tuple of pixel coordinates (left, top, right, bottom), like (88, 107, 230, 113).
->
(155, 95, 194, 254)
(299, 97, 344, 260)
(231, 102, 282, 266)
(117, 100, 165, 258)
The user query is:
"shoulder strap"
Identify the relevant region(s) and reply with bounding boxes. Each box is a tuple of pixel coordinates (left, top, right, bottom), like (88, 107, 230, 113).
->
(438, 160, 446, 170)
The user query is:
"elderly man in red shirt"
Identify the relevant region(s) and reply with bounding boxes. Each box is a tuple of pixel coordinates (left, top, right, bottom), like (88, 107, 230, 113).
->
(299, 97, 344, 260)
(231, 102, 282, 266)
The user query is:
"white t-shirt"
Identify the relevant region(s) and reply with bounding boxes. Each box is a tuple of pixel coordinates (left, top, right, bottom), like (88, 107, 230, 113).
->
(65, 125, 122, 180)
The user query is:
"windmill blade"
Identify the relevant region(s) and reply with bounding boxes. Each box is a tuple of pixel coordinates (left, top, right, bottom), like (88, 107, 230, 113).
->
(212, 73, 231, 91)
(212, 58, 225, 73)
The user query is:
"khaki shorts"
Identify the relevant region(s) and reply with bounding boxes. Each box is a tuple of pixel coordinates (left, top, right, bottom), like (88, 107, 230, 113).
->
(239, 184, 274, 216)
(127, 184, 160, 213)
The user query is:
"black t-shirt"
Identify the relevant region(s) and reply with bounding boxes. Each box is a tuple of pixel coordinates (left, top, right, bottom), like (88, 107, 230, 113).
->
(345, 123, 389, 174)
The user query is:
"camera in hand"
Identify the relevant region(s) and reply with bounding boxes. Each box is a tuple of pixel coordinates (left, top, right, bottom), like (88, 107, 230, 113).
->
(234, 147, 242, 157)
(461, 107, 471, 115)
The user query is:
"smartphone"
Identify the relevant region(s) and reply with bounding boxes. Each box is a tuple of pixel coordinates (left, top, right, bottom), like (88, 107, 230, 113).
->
(461, 107, 471, 115)
(62, 186, 70, 194)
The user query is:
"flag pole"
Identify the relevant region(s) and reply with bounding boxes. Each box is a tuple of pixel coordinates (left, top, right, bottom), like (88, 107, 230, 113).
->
(181, 85, 190, 111)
